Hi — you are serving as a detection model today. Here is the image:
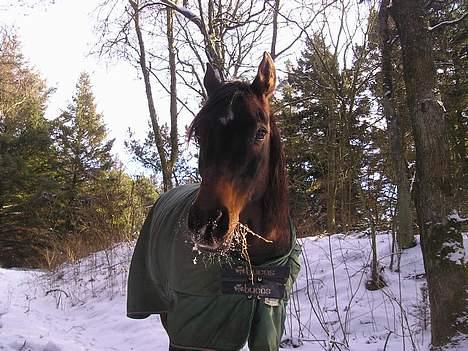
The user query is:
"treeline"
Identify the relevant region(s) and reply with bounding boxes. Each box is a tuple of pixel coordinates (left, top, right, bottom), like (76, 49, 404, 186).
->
(2, 2, 466, 264)
(96, 0, 466, 238)
(276, 3, 467, 236)
(0, 29, 157, 268)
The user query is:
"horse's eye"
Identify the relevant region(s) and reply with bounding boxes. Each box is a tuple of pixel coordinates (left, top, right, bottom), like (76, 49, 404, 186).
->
(255, 128, 267, 141)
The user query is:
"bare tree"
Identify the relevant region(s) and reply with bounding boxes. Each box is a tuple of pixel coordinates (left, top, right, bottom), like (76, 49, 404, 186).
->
(95, 0, 180, 191)
(166, 4, 178, 188)
(95, 0, 313, 190)
(138, 0, 274, 83)
(130, 0, 177, 191)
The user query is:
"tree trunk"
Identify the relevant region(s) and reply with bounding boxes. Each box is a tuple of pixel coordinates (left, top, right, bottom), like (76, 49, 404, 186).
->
(378, 0, 415, 250)
(130, 0, 173, 191)
(367, 215, 386, 290)
(327, 109, 337, 233)
(270, 0, 280, 60)
(390, 0, 468, 347)
(167, 4, 178, 188)
(198, 0, 224, 80)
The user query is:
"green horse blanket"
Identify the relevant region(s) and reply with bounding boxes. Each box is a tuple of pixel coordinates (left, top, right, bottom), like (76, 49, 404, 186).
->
(127, 184, 301, 351)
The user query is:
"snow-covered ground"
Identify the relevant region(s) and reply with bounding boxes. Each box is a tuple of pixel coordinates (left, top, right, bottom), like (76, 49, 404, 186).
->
(0, 232, 467, 351)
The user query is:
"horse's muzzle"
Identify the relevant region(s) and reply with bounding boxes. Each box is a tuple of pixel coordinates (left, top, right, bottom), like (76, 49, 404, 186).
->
(188, 205, 230, 250)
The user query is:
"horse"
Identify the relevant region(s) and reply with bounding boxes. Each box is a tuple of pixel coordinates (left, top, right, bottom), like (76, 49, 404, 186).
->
(127, 52, 301, 351)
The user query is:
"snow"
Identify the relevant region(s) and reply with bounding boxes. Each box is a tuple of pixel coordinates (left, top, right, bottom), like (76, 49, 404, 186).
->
(448, 210, 468, 224)
(0, 244, 168, 351)
(1, 233, 467, 351)
(440, 240, 465, 265)
(437, 100, 447, 112)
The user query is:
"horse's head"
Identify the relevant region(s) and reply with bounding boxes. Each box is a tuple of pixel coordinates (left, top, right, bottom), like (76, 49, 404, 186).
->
(188, 53, 288, 252)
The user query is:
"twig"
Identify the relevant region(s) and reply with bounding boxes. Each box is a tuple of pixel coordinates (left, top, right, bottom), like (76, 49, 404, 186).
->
(45, 289, 70, 298)
(232, 222, 272, 282)
(328, 235, 348, 346)
(383, 331, 393, 351)
(429, 12, 468, 31)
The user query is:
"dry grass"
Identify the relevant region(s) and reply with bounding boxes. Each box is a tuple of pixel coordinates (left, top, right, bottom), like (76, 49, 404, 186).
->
(191, 222, 273, 282)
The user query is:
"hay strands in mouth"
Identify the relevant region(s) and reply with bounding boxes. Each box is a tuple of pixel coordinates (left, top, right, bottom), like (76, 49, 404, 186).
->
(190, 222, 273, 283)
(231, 222, 273, 283)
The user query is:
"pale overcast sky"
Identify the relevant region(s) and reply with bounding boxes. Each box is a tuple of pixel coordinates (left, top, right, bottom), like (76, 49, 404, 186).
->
(1, 0, 170, 173)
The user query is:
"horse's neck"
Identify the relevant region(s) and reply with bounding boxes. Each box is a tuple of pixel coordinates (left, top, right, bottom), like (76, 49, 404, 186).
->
(240, 200, 290, 265)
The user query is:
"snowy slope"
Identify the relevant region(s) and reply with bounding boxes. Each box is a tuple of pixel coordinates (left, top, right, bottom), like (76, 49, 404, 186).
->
(0, 243, 168, 351)
(0, 233, 467, 351)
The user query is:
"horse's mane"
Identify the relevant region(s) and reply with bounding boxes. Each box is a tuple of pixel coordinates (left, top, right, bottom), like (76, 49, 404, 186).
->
(264, 119, 289, 234)
(188, 82, 289, 235)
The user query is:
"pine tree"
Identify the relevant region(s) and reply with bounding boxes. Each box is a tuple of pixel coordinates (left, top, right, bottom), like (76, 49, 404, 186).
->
(428, 0, 467, 214)
(277, 34, 374, 233)
(53, 72, 114, 233)
(0, 28, 57, 267)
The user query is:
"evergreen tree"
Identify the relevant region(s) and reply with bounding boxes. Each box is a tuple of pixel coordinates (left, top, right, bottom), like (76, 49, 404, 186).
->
(125, 123, 199, 188)
(53, 72, 114, 233)
(0, 28, 58, 267)
(0, 31, 156, 268)
(76, 165, 158, 251)
(428, 0, 467, 213)
(277, 34, 374, 233)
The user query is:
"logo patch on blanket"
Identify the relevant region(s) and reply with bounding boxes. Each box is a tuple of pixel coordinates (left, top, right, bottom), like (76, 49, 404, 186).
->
(221, 265, 290, 299)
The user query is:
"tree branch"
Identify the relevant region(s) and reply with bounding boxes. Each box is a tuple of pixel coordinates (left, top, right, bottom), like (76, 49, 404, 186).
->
(137, 0, 203, 30)
(428, 11, 468, 31)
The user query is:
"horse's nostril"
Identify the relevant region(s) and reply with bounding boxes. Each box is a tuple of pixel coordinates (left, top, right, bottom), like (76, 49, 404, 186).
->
(211, 207, 228, 239)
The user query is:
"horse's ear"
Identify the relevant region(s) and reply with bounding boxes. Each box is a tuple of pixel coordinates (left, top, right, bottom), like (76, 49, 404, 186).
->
(204, 63, 222, 97)
(251, 52, 276, 98)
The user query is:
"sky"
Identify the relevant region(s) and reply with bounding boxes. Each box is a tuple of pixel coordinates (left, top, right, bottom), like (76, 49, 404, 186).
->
(1, 0, 165, 174)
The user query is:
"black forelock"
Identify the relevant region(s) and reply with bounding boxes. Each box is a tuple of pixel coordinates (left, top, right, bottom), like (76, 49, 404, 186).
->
(188, 81, 253, 142)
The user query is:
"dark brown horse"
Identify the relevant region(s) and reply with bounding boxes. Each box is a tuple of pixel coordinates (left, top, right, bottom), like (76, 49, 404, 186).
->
(187, 52, 291, 265)
(127, 53, 301, 351)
